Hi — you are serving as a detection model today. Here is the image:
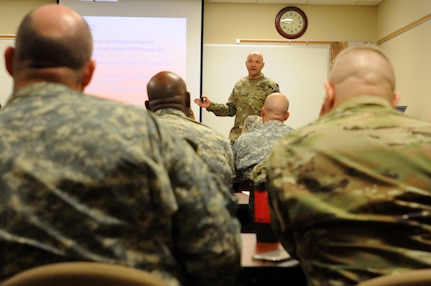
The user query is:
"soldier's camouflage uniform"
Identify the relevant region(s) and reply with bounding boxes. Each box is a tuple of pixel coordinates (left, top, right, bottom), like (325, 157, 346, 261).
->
(206, 74, 279, 142)
(232, 120, 294, 182)
(154, 108, 235, 190)
(233, 120, 294, 218)
(0, 83, 241, 286)
(267, 95, 431, 286)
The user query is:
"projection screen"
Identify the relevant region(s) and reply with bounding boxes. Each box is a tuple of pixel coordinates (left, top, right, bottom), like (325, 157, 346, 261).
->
(58, 0, 202, 117)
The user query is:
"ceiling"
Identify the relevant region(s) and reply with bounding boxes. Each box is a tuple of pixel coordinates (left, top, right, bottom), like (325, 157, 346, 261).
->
(204, 0, 384, 5)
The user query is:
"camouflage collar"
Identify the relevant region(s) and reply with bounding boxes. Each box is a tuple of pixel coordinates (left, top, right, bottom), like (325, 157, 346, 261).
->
(336, 95, 393, 112)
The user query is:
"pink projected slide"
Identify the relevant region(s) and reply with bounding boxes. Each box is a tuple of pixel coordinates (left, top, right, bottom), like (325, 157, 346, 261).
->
(83, 16, 187, 106)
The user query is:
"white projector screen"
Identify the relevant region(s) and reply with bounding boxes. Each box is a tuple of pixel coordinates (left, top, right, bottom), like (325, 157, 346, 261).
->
(83, 16, 186, 105)
(58, 0, 202, 114)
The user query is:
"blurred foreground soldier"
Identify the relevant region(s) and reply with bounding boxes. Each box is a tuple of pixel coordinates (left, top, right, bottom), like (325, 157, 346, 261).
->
(0, 4, 241, 286)
(146, 71, 235, 189)
(266, 44, 431, 285)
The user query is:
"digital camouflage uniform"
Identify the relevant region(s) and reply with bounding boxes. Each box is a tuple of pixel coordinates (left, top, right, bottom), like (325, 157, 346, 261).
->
(232, 120, 294, 182)
(207, 74, 279, 141)
(0, 83, 241, 286)
(267, 95, 431, 286)
(233, 120, 294, 218)
(154, 108, 235, 189)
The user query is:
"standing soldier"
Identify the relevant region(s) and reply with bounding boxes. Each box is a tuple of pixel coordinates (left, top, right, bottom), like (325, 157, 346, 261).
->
(194, 51, 279, 144)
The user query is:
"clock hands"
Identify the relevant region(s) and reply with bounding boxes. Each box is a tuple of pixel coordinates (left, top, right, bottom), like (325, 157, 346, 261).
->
(281, 18, 293, 23)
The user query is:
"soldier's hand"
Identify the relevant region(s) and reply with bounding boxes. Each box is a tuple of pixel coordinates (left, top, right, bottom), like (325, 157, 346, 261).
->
(194, 96, 210, 108)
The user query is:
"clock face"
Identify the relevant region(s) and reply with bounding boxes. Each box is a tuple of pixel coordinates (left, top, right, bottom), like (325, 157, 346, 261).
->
(275, 7, 308, 39)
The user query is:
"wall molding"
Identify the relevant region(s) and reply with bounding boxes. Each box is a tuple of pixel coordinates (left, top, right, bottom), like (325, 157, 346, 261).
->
(235, 39, 331, 45)
(378, 13, 431, 45)
(0, 35, 15, 39)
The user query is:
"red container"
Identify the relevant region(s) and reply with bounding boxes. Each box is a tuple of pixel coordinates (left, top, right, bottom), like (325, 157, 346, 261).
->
(254, 189, 271, 223)
(254, 189, 278, 243)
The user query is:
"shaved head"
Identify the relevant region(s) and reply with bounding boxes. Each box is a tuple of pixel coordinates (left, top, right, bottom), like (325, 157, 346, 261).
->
(247, 51, 264, 62)
(262, 92, 290, 123)
(246, 51, 265, 80)
(6, 4, 95, 91)
(15, 4, 93, 70)
(320, 45, 399, 115)
(146, 71, 190, 115)
(331, 45, 395, 97)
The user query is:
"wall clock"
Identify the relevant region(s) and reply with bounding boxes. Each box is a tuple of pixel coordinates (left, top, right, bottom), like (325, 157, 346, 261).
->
(275, 6, 308, 39)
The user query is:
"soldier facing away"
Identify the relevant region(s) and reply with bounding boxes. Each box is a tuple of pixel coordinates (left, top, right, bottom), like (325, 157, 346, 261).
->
(266, 44, 431, 286)
(0, 4, 241, 286)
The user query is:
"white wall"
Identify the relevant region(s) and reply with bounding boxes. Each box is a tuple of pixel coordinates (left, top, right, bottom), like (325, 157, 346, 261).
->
(0, 37, 14, 106)
(201, 44, 330, 138)
(378, 0, 431, 122)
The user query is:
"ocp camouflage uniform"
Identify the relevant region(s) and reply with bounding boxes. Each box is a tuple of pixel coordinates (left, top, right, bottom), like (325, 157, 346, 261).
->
(0, 83, 241, 286)
(154, 108, 235, 190)
(207, 74, 279, 141)
(267, 95, 431, 286)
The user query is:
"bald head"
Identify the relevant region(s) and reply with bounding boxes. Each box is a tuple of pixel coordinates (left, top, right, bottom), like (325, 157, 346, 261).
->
(5, 4, 95, 91)
(146, 71, 190, 115)
(246, 51, 265, 80)
(261, 93, 290, 123)
(247, 51, 264, 62)
(321, 45, 399, 115)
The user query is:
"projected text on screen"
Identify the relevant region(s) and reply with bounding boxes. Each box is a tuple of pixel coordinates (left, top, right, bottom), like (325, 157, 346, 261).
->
(84, 16, 187, 106)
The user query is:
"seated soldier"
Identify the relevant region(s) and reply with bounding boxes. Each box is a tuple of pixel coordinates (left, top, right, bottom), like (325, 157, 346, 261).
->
(146, 71, 235, 191)
(232, 93, 294, 220)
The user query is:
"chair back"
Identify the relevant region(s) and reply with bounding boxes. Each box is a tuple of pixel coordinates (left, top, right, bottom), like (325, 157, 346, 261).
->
(357, 269, 431, 286)
(0, 262, 166, 286)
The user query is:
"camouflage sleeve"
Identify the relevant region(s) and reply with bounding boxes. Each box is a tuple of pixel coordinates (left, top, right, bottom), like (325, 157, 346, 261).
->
(262, 77, 280, 93)
(272, 81, 280, 93)
(206, 90, 237, 117)
(265, 138, 299, 259)
(159, 121, 241, 285)
(207, 102, 236, 117)
(223, 142, 236, 188)
(250, 158, 267, 185)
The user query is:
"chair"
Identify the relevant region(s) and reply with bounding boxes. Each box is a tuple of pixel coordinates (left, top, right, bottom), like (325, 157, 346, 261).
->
(0, 262, 166, 286)
(357, 269, 431, 286)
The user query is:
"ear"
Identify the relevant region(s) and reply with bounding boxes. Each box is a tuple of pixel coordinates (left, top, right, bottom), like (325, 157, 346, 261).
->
(4, 46, 15, 77)
(261, 106, 266, 118)
(284, 111, 290, 121)
(81, 59, 96, 90)
(319, 81, 335, 116)
(185, 91, 191, 108)
(391, 92, 401, 108)
(144, 100, 151, 110)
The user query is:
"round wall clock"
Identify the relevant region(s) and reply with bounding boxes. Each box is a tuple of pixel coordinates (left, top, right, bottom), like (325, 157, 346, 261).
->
(275, 6, 308, 39)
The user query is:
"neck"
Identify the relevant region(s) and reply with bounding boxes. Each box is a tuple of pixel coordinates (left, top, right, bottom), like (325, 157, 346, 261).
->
(248, 73, 262, 80)
(13, 67, 83, 92)
(149, 97, 188, 114)
(263, 116, 284, 123)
